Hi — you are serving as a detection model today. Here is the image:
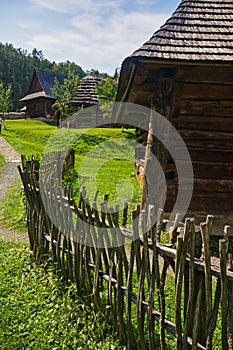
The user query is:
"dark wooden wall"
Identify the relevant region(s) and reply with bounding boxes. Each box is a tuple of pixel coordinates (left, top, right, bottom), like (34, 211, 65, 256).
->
(132, 62, 233, 214)
(172, 65, 233, 213)
(26, 98, 54, 118)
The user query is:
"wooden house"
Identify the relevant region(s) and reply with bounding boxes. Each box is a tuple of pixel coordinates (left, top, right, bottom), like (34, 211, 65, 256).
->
(20, 68, 66, 118)
(116, 0, 233, 225)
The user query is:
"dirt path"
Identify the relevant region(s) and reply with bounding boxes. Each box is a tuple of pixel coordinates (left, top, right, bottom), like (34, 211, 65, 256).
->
(0, 137, 28, 242)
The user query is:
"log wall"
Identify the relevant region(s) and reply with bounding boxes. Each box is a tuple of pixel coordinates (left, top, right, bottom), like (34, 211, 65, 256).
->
(133, 63, 233, 215)
(26, 98, 54, 118)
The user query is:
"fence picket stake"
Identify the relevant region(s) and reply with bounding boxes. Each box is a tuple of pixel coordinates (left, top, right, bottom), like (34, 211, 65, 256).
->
(183, 218, 195, 349)
(220, 239, 229, 350)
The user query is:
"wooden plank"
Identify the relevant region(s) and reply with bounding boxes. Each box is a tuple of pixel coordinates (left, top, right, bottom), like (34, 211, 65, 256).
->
(167, 178, 233, 194)
(167, 161, 233, 180)
(177, 129, 233, 141)
(178, 129, 233, 150)
(220, 101, 233, 108)
(165, 193, 233, 212)
(177, 100, 219, 116)
(181, 139, 233, 151)
(175, 83, 233, 100)
(203, 108, 233, 117)
(173, 116, 233, 132)
(189, 148, 233, 163)
(176, 66, 233, 85)
(170, 147, 233, 163)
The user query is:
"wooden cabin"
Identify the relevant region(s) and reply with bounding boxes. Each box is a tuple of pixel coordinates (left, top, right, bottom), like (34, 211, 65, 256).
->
(20, 68, 66, 118)
(116, 0, 233, 227)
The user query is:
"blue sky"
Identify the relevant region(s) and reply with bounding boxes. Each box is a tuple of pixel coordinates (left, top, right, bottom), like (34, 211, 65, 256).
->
(1, 0, 180, 74)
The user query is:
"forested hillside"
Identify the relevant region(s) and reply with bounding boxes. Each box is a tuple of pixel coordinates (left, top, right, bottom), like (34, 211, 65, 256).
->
(0, 43, 86, 111)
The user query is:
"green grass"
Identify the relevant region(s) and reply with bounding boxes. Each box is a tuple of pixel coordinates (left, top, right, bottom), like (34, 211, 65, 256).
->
(0, 239, 122, 349)
(0, 153, 5, 167)
(2, 119, 56, 155)
(52, 127, 142, 208)
(1, 120, 142, 228)
(2, 119, 135, 156)
(0, 182, 27, 231)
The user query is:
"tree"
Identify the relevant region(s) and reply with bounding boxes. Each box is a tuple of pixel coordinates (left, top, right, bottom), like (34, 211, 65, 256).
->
(52, 61, 86, 79)
(51, 74, 79, 121)
(94, 76, 118, 103)
(94, 76, 118, 117)
(0, 80, 12, 118)
(31, 48, 44, 61)
(86, 68, 108, 79)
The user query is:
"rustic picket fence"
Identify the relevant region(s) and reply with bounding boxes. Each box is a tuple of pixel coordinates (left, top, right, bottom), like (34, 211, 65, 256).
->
(18, 155, 233, 350)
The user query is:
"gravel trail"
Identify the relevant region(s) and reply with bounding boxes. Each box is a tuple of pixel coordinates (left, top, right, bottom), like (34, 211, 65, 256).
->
(0, 137, 28, 242)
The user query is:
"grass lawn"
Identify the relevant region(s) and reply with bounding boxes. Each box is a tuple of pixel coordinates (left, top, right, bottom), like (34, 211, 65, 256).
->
(0, 119, 141, 229)
(2, 119, 56, 155)
(0, 239, 121, 350)
(0, 182, 27, 231)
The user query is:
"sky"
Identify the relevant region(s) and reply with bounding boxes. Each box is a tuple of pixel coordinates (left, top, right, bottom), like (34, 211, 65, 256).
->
(1, 0, 180, 75)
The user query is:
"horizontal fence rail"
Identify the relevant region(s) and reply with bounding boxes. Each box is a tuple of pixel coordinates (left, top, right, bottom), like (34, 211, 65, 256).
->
(18, 156, 233, 350)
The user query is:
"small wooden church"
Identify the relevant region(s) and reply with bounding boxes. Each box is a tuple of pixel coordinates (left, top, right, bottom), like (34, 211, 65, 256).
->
(20, 68, 67, 118)
(116, 0, 233, 225)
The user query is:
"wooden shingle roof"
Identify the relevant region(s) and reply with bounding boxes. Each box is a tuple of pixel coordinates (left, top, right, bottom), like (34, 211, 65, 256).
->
(20, 68, 67, 102)
(73, 73, 101, 106)
(131, 0, 233, 62)
(34, 68, 67, 98)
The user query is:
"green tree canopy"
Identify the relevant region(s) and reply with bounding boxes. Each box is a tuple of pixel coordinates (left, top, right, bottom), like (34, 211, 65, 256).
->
(52, 61, 86, 79)
(51, 74, 79, 120)
(0, 43, 86, 111)
(94, 77, 118, 104)
(94, 77, 118, 117)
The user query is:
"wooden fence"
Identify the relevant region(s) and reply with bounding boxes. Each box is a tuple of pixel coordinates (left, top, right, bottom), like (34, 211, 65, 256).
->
(18, 157, 233, 350)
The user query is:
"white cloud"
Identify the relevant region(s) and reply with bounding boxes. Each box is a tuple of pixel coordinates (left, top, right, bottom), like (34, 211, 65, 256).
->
(17, 21, 40, 30)
(134, 0, 159, 4)
(28, 0, 122, 14)
(25, 0, 169, 73)
(27, 0, 74, 13)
